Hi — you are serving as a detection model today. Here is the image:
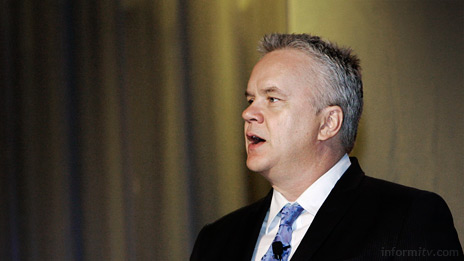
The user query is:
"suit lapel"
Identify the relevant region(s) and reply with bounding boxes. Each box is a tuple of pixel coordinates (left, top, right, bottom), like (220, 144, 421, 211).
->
(227, 189, 273, 260)
(291, 158, 365, 260)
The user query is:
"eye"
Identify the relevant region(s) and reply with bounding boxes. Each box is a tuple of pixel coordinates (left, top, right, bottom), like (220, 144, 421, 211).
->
(247, 98, 254, 104)
(269, 97, 280, 103)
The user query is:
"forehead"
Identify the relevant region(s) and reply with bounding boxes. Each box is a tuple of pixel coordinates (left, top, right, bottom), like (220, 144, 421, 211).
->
(247, 49, 318, 95)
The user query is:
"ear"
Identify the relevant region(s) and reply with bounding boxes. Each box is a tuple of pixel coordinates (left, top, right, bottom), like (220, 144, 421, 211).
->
(318, 106, 343, 141)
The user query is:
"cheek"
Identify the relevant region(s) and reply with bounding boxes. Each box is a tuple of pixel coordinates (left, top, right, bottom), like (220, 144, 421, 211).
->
(268, 114, 291, 133)
(289, 114, 319, 141)
(269, 115, 298, 145)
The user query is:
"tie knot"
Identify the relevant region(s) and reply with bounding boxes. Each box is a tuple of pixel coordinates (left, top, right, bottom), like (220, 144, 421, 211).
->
(280, 203, 304, 227)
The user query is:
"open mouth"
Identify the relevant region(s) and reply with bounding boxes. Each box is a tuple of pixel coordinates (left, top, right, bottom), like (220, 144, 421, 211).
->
(247, 134, 266, 145)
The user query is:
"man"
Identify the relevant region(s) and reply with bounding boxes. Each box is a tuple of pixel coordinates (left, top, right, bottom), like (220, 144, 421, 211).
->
(190, 34, 462, 260)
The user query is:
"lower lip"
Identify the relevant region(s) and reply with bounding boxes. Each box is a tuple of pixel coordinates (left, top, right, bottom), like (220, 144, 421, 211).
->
(248, 141, 265, 150)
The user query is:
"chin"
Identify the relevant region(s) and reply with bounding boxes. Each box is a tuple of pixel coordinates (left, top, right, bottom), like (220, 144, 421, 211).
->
(246, 158, 270, 173)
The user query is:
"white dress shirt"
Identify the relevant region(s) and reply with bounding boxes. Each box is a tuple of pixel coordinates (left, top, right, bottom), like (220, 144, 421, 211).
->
(252, 154, 351, 260)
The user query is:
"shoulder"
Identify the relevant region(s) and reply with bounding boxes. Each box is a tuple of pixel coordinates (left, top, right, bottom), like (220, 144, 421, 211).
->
(359, 175, 454, 218)
(361, 175, 441, 202)
(343, 158, 442, 205)
(360, 176, 462, 253)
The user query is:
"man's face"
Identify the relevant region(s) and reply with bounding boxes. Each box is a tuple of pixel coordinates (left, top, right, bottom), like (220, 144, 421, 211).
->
(242, 49, 323, 180)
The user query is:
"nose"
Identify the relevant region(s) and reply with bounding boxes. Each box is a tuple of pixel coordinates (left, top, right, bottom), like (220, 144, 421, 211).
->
(242, 102, 264, 123)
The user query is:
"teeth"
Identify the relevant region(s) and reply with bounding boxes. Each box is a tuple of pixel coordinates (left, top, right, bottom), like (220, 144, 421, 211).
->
(250, 135, 264, 143)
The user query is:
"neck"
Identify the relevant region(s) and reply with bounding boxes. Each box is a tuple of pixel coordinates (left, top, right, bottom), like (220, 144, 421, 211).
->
(268, 150, 345, 202)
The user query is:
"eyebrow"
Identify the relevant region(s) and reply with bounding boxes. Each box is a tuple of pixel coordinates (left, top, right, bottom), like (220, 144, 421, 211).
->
(245, 86, 288, 97)
(263, 86, 286, 96)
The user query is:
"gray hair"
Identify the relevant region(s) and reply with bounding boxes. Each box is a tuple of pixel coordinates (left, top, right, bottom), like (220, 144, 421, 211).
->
(258, 33, 363, 153)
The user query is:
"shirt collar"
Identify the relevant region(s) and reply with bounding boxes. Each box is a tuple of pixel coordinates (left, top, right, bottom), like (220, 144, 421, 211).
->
(266, 154, 351, 233)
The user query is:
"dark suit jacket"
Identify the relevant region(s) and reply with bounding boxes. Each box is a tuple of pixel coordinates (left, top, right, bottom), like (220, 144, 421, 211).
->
(191, 158, 463, 260)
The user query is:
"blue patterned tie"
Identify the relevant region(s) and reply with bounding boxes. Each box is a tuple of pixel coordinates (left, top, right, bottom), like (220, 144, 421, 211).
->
(261, 203, 304, 261)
